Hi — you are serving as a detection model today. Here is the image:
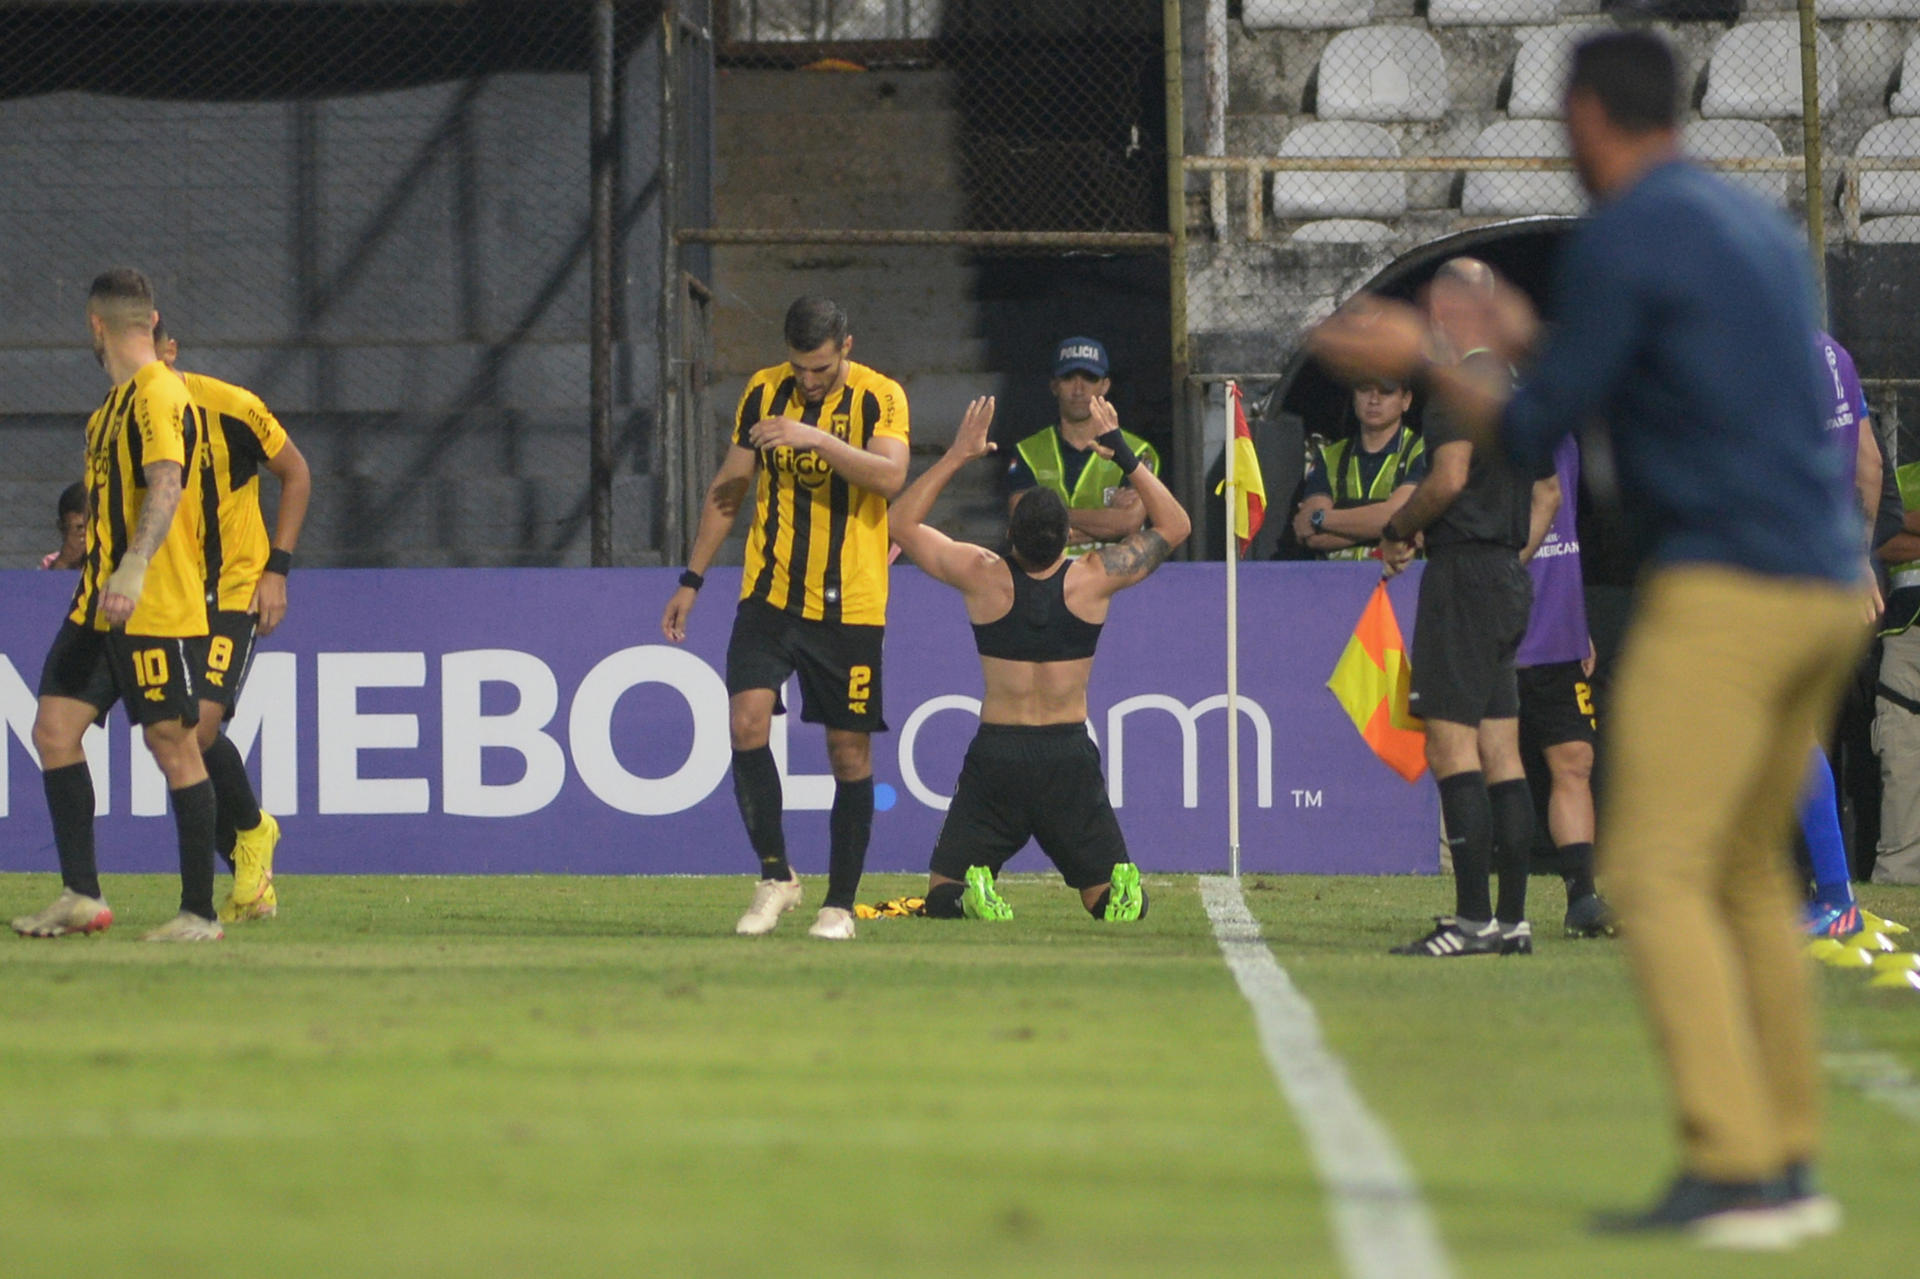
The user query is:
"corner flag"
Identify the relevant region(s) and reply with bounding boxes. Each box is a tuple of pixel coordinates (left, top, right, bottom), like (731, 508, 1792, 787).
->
(1221, 382, 1266, 556)
(1326, 581, 1427, 782)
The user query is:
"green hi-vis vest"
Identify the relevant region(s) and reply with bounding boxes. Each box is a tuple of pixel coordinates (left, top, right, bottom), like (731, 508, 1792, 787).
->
(1014, 426, 1161, 557)
(1883, 459, 1920, 636)
(1309, 426, 1426, 562)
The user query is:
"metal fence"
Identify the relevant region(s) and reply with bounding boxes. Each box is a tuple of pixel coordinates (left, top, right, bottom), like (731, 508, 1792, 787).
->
(0, 0, 702, 570)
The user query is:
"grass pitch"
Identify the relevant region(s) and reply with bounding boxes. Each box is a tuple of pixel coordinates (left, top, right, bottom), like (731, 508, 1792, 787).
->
(2, 871, 1917, 1279)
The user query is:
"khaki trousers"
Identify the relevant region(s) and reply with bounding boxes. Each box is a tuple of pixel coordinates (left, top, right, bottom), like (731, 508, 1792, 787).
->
(1602, 565, 1865, 1181)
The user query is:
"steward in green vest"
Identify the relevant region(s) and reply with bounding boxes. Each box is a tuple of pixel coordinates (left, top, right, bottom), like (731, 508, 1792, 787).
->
(1294, 378, 1428, 561)
(1881, 458, 1920, 636)
(1006, 336, 1162, 558)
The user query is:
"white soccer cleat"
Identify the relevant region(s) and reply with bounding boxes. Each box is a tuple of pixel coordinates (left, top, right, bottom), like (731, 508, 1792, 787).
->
(11, 888, 113, 938)
(142, 911, 224, 942)
(807, 906, 857, 941)
(735, 876, 802, 936)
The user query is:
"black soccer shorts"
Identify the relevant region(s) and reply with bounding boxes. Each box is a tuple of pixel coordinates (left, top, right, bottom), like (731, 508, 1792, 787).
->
(185, 609, 260, 720)
(38, 619, 200, 729)
(1518, 659, 1599, 749)
(725, 597, 887, 733)
(928, 723, 1132, 890)
(1408, 546, 1532, 727)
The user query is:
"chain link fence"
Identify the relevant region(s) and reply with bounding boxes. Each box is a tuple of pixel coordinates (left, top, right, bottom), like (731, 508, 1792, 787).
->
(0, 0, 687, 570)
(1181, 0, 1920, 557)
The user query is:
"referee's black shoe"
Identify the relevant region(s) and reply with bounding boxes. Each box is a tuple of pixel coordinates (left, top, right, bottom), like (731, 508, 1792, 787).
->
(1565, 892, 1618, 939)
(1390, 918, 1502, 957)
(1498, 920, 1533, 955)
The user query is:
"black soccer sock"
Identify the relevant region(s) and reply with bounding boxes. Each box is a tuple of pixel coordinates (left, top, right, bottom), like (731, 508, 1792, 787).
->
(925, 882, 966, 918)
(1559, 841, 1597, 903)
(731, 746, 790, 881)
(202, 733, 263, 834)
(1438, 771, 1494, 923)
(171, 780, 218, 921)
(1489, 778, 1534, 925)
(43, 762, 101, 901)
(826, 777, 875, 911)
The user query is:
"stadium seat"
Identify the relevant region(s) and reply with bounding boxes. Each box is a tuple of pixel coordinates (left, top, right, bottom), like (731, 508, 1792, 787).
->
(1891, 39, 1920, 115)
(1856, 214, 1920, 242)
(1702, 22, 1837, 119)
(1271, 122, 1406, 219)
(1854, 119, 1920, 216)
(1290, 218, 1398, 244)
(1817, 0, 1920, 16)
(1429, 0, 1556, 25)
(1316, 28, 1450, 123)
(1508, 27, 1610, 119)
(1241, 0, 1374, 29)
(1462, 120, 1583, 216)
(1684, 118, 1786, 205)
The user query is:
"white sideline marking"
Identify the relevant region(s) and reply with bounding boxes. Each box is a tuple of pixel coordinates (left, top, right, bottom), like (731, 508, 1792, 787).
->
(1200, 875, 1453, 1279)
(1825, 1049, 1920, 1126)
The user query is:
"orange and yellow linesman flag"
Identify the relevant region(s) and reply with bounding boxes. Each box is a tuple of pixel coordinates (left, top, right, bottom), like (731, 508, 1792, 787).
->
(1326, 582, 1427, 782)
(1219, 381, 1266, 557)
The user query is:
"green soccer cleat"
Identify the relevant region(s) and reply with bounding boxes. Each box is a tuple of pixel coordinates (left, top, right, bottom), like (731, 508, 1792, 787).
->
(1104, 863, 1144, 922)
(961, 866, 1013, 921)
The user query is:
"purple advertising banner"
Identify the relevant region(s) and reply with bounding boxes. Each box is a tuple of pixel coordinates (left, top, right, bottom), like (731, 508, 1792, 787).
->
(0, 565, 1438, 877)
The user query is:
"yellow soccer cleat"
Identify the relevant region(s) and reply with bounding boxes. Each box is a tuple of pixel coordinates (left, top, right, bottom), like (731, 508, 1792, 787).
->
(220, 882, 277, 923)
(228, 811, 280, 918)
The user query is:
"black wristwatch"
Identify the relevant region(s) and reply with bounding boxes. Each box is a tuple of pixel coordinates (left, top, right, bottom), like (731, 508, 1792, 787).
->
(1309, 508, 1327, 533)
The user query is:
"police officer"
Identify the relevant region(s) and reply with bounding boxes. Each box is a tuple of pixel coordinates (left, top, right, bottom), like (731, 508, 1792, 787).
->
(1293, 379, 1427, 560)
(1006, 337, 1161, 557)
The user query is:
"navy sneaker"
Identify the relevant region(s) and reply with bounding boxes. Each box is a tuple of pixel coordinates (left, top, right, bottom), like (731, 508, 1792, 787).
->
(1595, 1174, 1800, 1250)
(1782, 1162, 1842, 1239)
(1390, 918, 1502, 957)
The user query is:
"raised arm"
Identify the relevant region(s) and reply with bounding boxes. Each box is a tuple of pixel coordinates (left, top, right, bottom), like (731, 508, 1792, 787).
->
(252, 438, 311, 636)
(890, 396, 1005, 590)
(1080, 397, 1190, 596)
(661, 443, 758, 642)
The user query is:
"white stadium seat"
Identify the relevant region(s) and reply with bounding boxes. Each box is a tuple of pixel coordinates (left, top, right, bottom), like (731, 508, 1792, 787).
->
(1857, 215, 1920, 242)
(1271, 122, 1407, 219)
(1816, 0, 1920, 17)
(1684, 119, 1786, 205)
(1241, 0, 1374, 29)
(1891, 40, 1920, 115)
(1316, 28, 1450, 123)
(1462, 120, 1584, 217)
(1702, 22, 1837, 119)
(1429, 0, 1557, 25)
(1508, 27, 1610, 119)
(1855, 119, 1920, 216)
(1290, 219, 1399, 244)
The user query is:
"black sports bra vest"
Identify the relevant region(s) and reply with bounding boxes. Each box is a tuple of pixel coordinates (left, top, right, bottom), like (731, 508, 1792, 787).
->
(971, 562, 1103, 662)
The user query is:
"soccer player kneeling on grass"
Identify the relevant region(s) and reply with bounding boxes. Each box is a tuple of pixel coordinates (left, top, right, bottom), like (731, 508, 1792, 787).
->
(889, 395, 1189, 922)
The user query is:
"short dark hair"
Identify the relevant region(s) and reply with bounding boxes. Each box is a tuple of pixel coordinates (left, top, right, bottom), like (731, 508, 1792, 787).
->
(784, 296, 849, 352)
(1568, 31, 1679, 132)
(1008, 488, 1070, 570)
(57, 481, 86, 522)
(88, 267, 156, 330)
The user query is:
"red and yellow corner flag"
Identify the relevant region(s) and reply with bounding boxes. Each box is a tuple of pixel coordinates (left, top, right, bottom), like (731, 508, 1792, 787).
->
(1221, 381, 1266, 557)
(1326, 582, 1427, 782)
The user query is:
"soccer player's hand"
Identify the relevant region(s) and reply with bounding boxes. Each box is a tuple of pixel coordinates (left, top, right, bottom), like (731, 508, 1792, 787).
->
(949, 396, 996, 461)
(102, 551, 148, 627)
(1087, 396, 1121, 448)
(662, 587, 697, 643)
(251, 572, 289, 636)
(1307, 294, 1431, 385)
(747, 417, 828, 453)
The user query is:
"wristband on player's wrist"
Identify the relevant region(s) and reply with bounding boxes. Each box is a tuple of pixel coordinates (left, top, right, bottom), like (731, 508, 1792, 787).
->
(1381, 522, 1406, 544)
(679, 569, 705, 592)
(265, 548, 293, 576)
(1096, 429, 1142, 477)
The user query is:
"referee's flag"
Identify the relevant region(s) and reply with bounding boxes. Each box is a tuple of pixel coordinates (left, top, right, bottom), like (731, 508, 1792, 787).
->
(1326, 582, 1426, 782)
(1222, 382, 1266, 556)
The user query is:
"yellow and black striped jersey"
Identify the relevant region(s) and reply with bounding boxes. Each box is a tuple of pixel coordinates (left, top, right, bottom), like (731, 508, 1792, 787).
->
(734, 360, 909, 626)
(69, 360, 208, 637)
(181, 371, 290, 612)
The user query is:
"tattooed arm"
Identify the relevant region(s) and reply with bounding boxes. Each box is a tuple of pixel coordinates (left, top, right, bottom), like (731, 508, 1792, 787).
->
(101, 460, 182, 626)
(1079, 401, 1191, 597)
